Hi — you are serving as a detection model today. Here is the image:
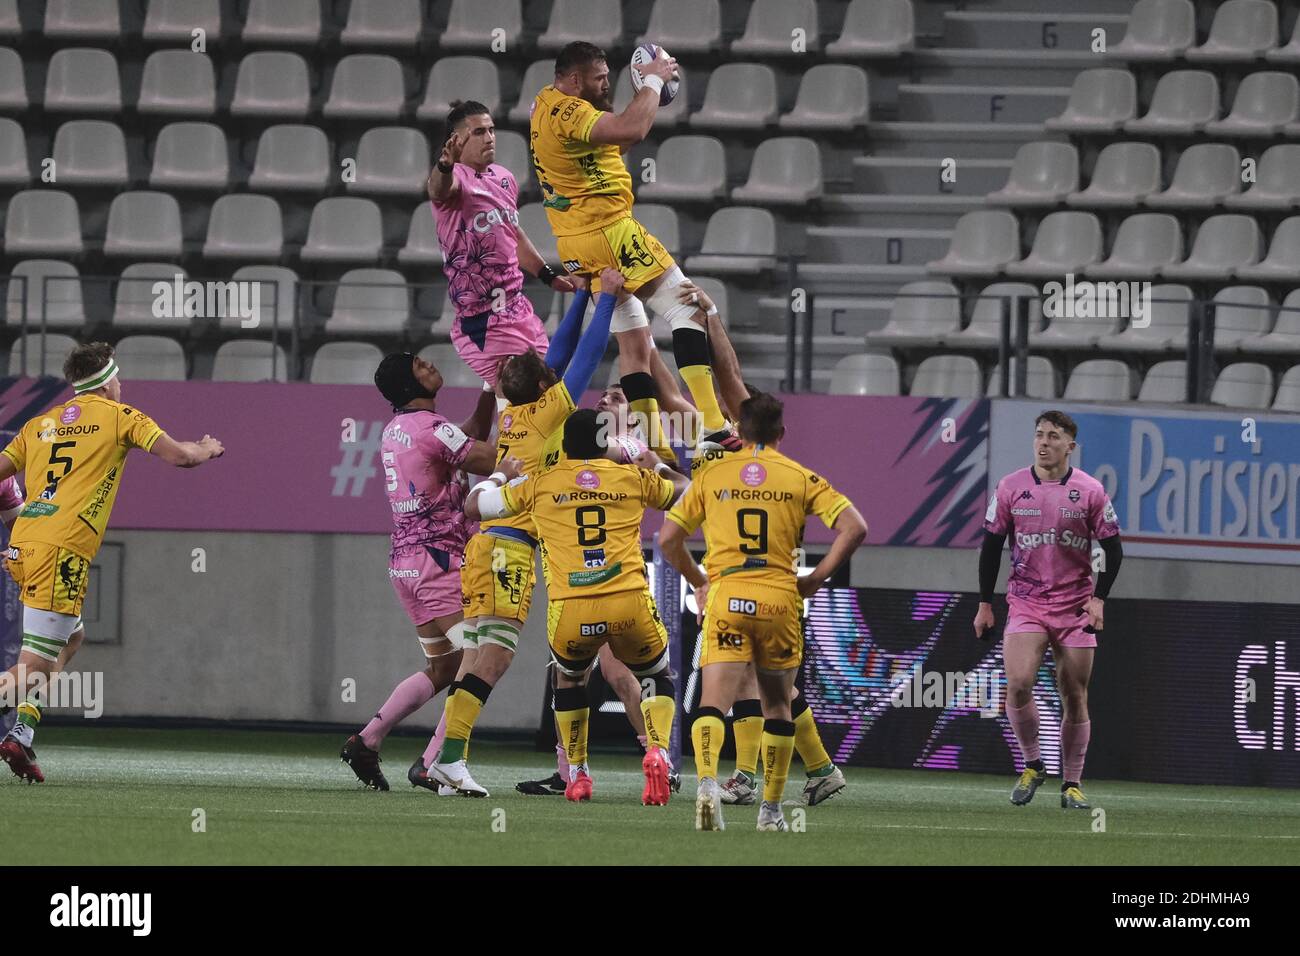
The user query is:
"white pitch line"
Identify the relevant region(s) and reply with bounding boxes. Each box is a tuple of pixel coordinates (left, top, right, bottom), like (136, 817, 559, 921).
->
(861, 822, 1299, 840)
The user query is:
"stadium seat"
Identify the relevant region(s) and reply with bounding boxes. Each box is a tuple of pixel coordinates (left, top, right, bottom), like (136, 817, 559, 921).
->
(416, 57, 501, 121)
(1246, 289, 1300, 354)
(1162, 215, 1263, 280)
(517, 203, 558, 262)
(138, 50, 216, 116)
(0, 117, 28, 185)
(1224, 144, 1300, 210)
(636, 136, 726, 202)
(113, 335, 187, 381)
(310, 341, 386, 384)
(323, 55, 404, 121)
(1204, 72, 1299, 137)
(1067, 144, 1161, 212)
(1211, 286, 1272, 351)
(987, 356, 1059, 399)
(50, 120, 128, 187)
(865, 280, 960, 348)
(7, 333, 79, 377)
(211, 340, 290, 382)
(0, 0, 18, 38)
(5, 260, 85, 330)
(1063, 360, 1137, 401)
(143, 0, 222, 44)
(242, 0, 320, 46)
(829, 352, 901, 396)
(203, 194, 283, 260)
(926, 210, 1019, 276)
(827, 0, 914, 58)
(637, 0, 722, 54)
(248, 124, 330, 192)
(1108, 0, 1195, 61)
(1035, 301, 1122, 350)
(1044, 69, 1137, 133)
(1096, 284, 1192, 353)
(231, 52, 311, 119)
(230, 265, 298, 334)
(441, 0, 523, 52)
(1235, 217, 1300, 282)
(612, 68, 688, 127)
(633, 204, 680, 259)
(1210, 362, 1273, 408)
(684, 208, 776, 276)
(1138, 360, 1187, 402)
(418, 343, 482, 388)
(340, 0, 419, 49)
(0, 47, 26, 112)
(690, 64, 778, 130)
(325, 269, 410, 336)
(494, 130, 535, 199)
(779, 65, 869, 130)
(43, 0, 119, 40)
(1087, 214, 1183, 279)
(1123, 70, 1219, 135)
(3, 190, 83, 257)
(103, 192, 183, 259)
(44, 48, 121, 114)
(910, 355, 982, 398)
(947, 282, 1043, 350)
(1272, 365, 1300, 410)
(1004, 212, 1103, 278)
(732, 138, 822, 205)
(1144, 143, 1241, 208)
(149, 122, 229, 191)
(397, 204, 443, 266)
(349, 127, 429, 196)
(985, 141, 1079, 208)
(112, 262, 187, 330)
(537, 0, 622, 53)
(1185, 0, 1277, 63)
(1266, 12, 1300, 63)
(300, 198, 384, 263)
(509, 61, 553, 125)
(732, 0, 820, 56)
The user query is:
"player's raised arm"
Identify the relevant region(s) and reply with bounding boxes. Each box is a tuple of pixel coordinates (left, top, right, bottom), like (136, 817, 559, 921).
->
(464, 456, 524, 521)
(427, 130, 466, 204)
(798, 505, 867, 599)
(148, 432, 224, 468)
(634, 447, 688, 503)
(679, 280, 750, 422)
(587, 57, 675, 148)
(459, 379, 500, 442)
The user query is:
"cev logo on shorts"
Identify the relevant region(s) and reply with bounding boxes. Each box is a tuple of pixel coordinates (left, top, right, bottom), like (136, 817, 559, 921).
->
(740, 463, 767, 487)
(576, 470, 600, 490)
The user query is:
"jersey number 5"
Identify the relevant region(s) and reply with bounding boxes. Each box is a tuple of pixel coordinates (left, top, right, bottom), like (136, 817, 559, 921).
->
(47, 441, 76, 485)
(382, 451, 397, 493)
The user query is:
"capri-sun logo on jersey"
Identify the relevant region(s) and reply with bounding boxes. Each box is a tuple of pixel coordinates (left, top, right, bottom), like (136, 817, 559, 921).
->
(1016, 529, 1090, 552)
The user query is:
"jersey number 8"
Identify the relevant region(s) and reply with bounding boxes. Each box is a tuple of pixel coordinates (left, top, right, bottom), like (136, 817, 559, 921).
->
(575, 505, 606, 546)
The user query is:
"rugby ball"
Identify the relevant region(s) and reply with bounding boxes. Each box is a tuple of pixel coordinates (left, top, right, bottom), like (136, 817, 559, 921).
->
(629, 43, 680, 107)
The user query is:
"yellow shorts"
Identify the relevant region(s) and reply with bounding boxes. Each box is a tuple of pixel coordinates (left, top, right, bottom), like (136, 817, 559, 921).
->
(700, 577, 803, 671)
(557, 216, 674, 294)
(461, 532, 536, 623)
(547, 587, 668, 673)
(5, 542, 92, 616)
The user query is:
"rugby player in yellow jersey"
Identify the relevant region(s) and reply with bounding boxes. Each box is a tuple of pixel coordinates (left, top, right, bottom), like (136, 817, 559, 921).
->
(659, 393, 867, 831)
(530, 41, 739, 454)
(0, 342, 224, 782)
(466, 409, 689, 805)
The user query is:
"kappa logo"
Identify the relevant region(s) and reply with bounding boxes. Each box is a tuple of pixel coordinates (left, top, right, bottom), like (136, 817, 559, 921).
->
(1018, 490, 1034, 501)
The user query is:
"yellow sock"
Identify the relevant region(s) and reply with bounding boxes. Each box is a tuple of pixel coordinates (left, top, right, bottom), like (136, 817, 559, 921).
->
(639, 695, 676, 751)
(762, 722, 796, 804)
(692, 712, 725, 781)
(680, 364, 725, 433)
(794, 701, 832, 774)
(555, 707, 589, 766)
(440, 676, 492, 764)
(733, 714, 764, 776)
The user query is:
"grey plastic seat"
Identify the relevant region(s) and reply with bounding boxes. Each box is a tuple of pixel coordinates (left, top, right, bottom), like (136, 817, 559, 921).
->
(341, 0, 420, 49)
(1138, 360, 1187, 402)
(1108, 0, 1195, 61)
(1247, 289, 1300, 354)
(51, 120, 127, 187)
(1212, 286, 1273, 351)
(442, 0, 523, 52)
(612, 66, 688, 127)
(113, 335, 187, 381)
(5, 260, 85, 329)
(732, 0, 820, 56)
(684, 208, 776, 276)
(44, 48, 121, 114)
(637, 0, 722, 54)
(517, 204, 558, 263)
(0, 47, 26, 112)
(397, 204, 443, 266)
(732, 137, 822, 205)
(203, 194, 283, 260)
(865, 280, 960, 348)
(243, 0, 319, 45)
(948, 282, 1043, 349)
(310, 341, 386, 384)
(1124, 70, 1219, 135)
(43, 0, 119, 40)
(1227, 144, 1300, 210)
(1204, 72, 1299, 137)
(104, 192, 183, 259)
(8, 333, 79, 377)
(829, 352, 901, 396)
(113, 263, 187, 330)
(138, 50, 216, 116)
(212, 340, 289, 382)
(230, 265, 297, 333)
(494, 130, 534, 200)
(987, 356, 1058, 399)
(1004, 212, 1103, 278)
(1066, 142, 1161, 208)
(509, 61, 554, 125)
(231, 52, 311, 119)
(0, 118, 28, 185)
(633, 204, 680, 259)
(926, 210, 1019, 276)
(1163, 215, 1263, 280)
(690, 64, 778, 130)
(1035, 297, 1123, 349)
(1266, 12, 1300, 64)
(985, 141, 1079, 208)
(1087, 216, 1183, 279)
(150, 122, 229, 190)
(538, 0, 622, 52)
(0, 0, 19, 38)
(1186, 0, 1277, 63)
(1063, 360, 1137, 401)
(1210, 362, 1273, 408)
(324, 55, 404, 121)
(418, 343, 483, 389)
(301, 198, 383, 263)
(416, 57, 501, 121)
(1271, 365, 1300, 411)
(325, 270, 410, 336)
(349, 127, 428, 196)
(828, 0, 914, 58)
(143, 0, 222, 44)
(248, 124, 330, 192)
(1235, 217, 1300, 281)
(1095, 284, 1192, 354)
(910, 355, 982, 398)
(779, 65, 869, 130)
(1044, 69, 1136, 133)
(3, 190, 83, 257)
(1144, 143, 1241, 208)
(636, 136, 726, 202)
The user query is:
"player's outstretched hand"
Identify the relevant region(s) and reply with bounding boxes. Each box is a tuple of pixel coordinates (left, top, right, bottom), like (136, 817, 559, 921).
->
(633, 54, 678, 84)
(498, 455, 524, 481)
(439, 131, 466, 168)
(200, 435, 224, 460)
(676, 280, 714, 314)
(1084, 596, 1104, 633)
(973, 602, 995, 640)
(598, 267, 626, 297)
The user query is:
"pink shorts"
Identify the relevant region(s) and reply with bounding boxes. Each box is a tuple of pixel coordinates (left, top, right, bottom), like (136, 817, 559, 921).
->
(450, 293, 549, 385)
(389, 546, 464, 627)
(1005, 595, 1097, 648)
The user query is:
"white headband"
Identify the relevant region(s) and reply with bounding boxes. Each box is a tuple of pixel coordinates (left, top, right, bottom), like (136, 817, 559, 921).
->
(72, 358, 119, 394)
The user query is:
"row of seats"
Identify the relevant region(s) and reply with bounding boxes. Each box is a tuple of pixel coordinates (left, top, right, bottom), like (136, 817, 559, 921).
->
(1110, 0, 1300, 64)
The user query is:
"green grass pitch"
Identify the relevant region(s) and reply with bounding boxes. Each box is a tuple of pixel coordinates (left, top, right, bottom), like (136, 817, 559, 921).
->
(3, 727, 1296, 865)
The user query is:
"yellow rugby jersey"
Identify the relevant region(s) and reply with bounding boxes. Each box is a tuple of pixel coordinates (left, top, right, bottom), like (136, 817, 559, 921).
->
(529, 85, 634, 237)
(667, 444, 850, 587)
(485, 380, 576, 536)
(502, 458, 676, 599)
(1, 394, 163, 559)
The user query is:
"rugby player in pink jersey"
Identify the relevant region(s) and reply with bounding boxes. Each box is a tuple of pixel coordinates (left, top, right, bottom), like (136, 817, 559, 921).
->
(428, 100, 575, 386)
(975, 410, 1123, 809)
(339, 354, 499, 791)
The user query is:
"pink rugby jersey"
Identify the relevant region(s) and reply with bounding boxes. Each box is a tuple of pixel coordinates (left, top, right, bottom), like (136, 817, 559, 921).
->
(432, 162, 525, 320)
(381, 409, 475, 557)
(0, 476, 23, 519)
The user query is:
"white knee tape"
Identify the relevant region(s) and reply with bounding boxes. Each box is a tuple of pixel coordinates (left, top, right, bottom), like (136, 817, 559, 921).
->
(611, 295, 649, 334)
(645, 266, 702, 331)
(475, 618, 521, 652)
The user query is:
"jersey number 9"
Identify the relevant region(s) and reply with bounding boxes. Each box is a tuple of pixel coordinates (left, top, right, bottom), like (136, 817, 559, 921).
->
(737, 508, 768, 555)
